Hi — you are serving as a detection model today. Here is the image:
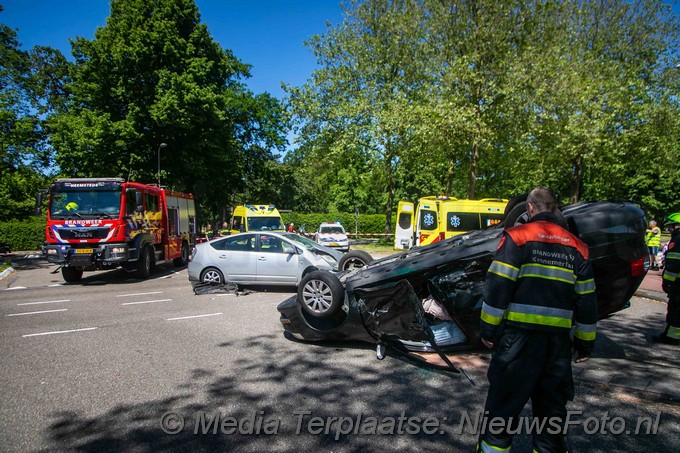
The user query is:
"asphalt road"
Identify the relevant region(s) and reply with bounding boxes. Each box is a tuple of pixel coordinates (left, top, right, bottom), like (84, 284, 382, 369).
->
(1, 260, 679, 452)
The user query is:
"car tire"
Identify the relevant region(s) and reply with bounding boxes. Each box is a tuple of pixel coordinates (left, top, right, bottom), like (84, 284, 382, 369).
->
(338, 250, 374, 271)
(61, 266, 83, 283)
(200, 267, 224, 285)
(173, 241, 189, 267)
(504, 201, 529, 229)
(299, 270, 344, 318)
(136, 245, 152, 279)
(504, 194, 528, 218)
(505, 201, 569, 230)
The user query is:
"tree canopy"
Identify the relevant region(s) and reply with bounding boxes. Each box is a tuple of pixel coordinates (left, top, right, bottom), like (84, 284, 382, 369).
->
(0, 5, 65, 221)
(286, 0, 680, 226)
(48, 0, 287, 220)
(2, 0, 679, 229)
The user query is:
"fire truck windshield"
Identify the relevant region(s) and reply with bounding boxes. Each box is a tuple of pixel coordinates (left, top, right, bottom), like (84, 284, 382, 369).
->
(50, 189, 122, 219)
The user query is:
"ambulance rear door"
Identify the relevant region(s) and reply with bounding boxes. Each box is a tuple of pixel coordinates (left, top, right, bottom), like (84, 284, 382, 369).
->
(394, 201, 415, 250)
(415, 201, 441, 246)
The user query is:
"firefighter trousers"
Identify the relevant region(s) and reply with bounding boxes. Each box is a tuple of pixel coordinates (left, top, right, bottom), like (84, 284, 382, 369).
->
(664, 291, 680, 339)
(478, 326, 574, 453)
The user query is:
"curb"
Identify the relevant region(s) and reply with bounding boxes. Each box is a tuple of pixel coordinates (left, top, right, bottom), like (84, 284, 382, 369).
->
(0, 266, 14, 282)
(634, 289, 667, 302)
(574, 358, 680, 403)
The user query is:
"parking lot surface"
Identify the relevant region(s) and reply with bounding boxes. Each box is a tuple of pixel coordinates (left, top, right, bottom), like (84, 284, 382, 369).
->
(1, 258, 678, 451)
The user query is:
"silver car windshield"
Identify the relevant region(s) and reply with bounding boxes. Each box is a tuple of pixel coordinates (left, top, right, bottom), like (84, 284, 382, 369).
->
(280, 233, 321, 252)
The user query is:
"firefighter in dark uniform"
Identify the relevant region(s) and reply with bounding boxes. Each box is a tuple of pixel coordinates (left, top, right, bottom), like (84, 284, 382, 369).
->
(654, 214, 680, 345)
(477, 187, 598, 453)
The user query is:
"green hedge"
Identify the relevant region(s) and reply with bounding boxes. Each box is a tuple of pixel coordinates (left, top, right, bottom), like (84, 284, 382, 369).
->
(281, 212, 397, 235)
(0, 217, 46, 251)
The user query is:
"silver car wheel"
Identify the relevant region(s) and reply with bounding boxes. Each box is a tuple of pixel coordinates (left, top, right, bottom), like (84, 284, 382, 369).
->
(302, 279, 333, 314)
(202, 269, 223, 284)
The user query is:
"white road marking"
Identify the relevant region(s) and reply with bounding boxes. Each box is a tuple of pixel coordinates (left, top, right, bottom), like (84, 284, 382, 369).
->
(121, 299, 171, 306)
(167, 312, 223, 321)
(17, 299, 70, 306)
(5, 287, 27, 291)
(48, 284, 65, 287)
(116, 291, 163, 298)
(6, 309, 68, 317)
(22, 327, 98, 338)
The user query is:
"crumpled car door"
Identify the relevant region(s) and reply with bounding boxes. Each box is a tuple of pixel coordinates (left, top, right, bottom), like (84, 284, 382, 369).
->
(353, 280, 470, 380)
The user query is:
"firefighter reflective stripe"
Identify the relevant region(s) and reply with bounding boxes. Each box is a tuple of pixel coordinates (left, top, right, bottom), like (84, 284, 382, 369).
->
(667, 252, 680, 261)
(663, 270, 678, 283)
(478, 440, 511, 452)
(505, 303, 573, 328)
(574, 321, 597, 341)
(668, 326, 680, 340)
(664, 251, 679, 282)
(481, 302, 506, 326)
(488, 261, 520, 281)
(519, 263, 575, 284)
(574, 278, 596, 295)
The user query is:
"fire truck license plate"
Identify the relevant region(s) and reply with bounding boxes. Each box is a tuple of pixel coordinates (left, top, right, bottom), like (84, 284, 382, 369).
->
(75, 248, 93, 254)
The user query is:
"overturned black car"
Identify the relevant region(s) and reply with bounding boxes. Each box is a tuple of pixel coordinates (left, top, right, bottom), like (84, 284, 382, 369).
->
(277, 199, 649, 363)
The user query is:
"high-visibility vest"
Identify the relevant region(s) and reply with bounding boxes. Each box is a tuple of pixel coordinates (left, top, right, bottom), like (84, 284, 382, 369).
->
(646, 226, 661, 247)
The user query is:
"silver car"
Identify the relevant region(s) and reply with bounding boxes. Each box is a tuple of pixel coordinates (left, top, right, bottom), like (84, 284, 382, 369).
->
(188, 232, 343, 286)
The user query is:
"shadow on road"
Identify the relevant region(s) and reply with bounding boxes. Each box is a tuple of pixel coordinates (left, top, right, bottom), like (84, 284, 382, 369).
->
(43, 327, 680, 452)
(44, 333, 486, 451)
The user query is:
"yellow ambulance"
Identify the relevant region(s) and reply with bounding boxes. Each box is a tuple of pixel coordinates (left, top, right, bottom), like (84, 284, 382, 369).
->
(394, 196, 508, 250)
(229, 204, 285, 234)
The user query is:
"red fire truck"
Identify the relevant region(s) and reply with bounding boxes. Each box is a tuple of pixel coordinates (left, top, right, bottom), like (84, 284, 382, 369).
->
(41, 178, 196, 282)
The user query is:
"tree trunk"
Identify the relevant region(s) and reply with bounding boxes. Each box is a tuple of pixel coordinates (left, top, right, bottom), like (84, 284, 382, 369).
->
(445, 157, 455, 196)
(569, 157, 582, 203)
(467, 141, 479, 199)
(384, 142, 395, 235)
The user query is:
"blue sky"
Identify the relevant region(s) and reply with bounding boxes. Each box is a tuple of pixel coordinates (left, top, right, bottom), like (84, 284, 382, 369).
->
(2, 0, 678, 100)
(0, 0, 346, 99)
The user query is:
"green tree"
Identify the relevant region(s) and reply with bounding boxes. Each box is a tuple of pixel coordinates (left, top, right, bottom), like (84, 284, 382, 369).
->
(287, 0, 429, 232)
(289, 0, 679, 217)
(509, 0, 679, 203)
(49, 0, 286, 221)
(0, 7, 63, 221)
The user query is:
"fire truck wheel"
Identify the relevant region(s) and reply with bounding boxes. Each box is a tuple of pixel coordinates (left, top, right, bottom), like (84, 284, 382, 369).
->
(136, 245, 152, 279)
(61, 267, 83, 283)
(173, 242, 190, 267)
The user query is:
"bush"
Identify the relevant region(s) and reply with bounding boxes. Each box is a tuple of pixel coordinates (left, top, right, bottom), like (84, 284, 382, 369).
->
(0, 217, 46, 251)
(281, 212, 397, 235)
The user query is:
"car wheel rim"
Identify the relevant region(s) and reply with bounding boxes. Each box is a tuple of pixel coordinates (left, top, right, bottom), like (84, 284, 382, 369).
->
(343, 258, 365, 270)
(203, 270, 221, 284)
(302, 280, 333, 313)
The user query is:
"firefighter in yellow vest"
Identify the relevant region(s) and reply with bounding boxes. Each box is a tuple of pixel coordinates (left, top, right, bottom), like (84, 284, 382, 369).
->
(654, 214, 680, 345)
(477, 187, 597, 453)
(646, 220, 662, 270)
